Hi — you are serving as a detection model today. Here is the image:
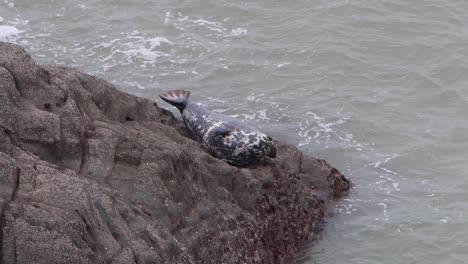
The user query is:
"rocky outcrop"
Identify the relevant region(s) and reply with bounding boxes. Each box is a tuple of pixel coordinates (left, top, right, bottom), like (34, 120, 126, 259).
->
(0, 42, 350, 264)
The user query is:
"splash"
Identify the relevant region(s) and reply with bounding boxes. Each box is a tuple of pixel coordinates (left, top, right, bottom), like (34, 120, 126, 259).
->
(0, 25, 22, 41)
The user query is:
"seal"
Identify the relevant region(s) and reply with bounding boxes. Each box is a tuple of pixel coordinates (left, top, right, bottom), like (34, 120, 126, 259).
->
(159, 89, 277, 165)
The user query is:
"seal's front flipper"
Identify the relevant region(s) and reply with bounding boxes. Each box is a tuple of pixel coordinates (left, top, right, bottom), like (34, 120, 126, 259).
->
(223, 159, 246, 166)
(159, 89, 191, 111)
(210, 127, 232, 139)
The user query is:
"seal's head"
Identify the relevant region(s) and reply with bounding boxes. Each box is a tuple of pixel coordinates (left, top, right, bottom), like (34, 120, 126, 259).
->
(247, 133, 276, 158)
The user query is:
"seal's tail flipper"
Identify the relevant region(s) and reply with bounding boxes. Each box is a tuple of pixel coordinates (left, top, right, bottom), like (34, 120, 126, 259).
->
(159, 89, 191, 111)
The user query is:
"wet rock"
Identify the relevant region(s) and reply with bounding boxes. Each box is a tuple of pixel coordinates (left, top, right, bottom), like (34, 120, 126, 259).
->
(0, 42, 350, 264)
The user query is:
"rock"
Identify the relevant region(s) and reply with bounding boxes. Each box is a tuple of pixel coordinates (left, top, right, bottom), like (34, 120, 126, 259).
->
(0, 42, 351, 264)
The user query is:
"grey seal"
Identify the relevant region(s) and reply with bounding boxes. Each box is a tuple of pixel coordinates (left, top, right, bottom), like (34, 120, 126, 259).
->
(159, 89, 277, 165)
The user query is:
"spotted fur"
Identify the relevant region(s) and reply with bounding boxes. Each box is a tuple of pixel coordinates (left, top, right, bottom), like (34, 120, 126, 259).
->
(159, 89, 276, 165)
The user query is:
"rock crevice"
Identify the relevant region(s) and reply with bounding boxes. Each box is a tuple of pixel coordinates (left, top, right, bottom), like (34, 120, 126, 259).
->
(0, 42, 350, 264)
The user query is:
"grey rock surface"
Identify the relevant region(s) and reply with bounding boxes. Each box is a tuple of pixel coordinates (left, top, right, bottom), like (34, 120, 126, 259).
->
(0, 42, 350, 264)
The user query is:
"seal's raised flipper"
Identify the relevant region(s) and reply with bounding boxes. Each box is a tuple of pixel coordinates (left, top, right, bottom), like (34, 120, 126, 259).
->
(159, 89, 191, 112)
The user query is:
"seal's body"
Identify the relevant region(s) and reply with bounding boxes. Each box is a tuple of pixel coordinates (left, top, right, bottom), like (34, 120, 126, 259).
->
(159, 89, 276, 165)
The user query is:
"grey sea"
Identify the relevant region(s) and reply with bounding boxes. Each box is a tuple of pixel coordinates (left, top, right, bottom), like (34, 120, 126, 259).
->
(2, 0, 467, 263)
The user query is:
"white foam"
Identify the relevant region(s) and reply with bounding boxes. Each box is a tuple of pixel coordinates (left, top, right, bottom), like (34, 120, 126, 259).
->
(164, 12, 171, 24)
(0, 25, 22, 41)
(231, 28, 247, 36)
(178, 16, 189, 22)
(277, 62, 290, 68)
(305, 111, 324, 120)
(98, 32, 173, 67)
(207, 26, 223, 33)
(192, 19, 221, 27)
(207, 97, 226, 103)
(148, 37, 173, 47)
(165, 11, 248, 40)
